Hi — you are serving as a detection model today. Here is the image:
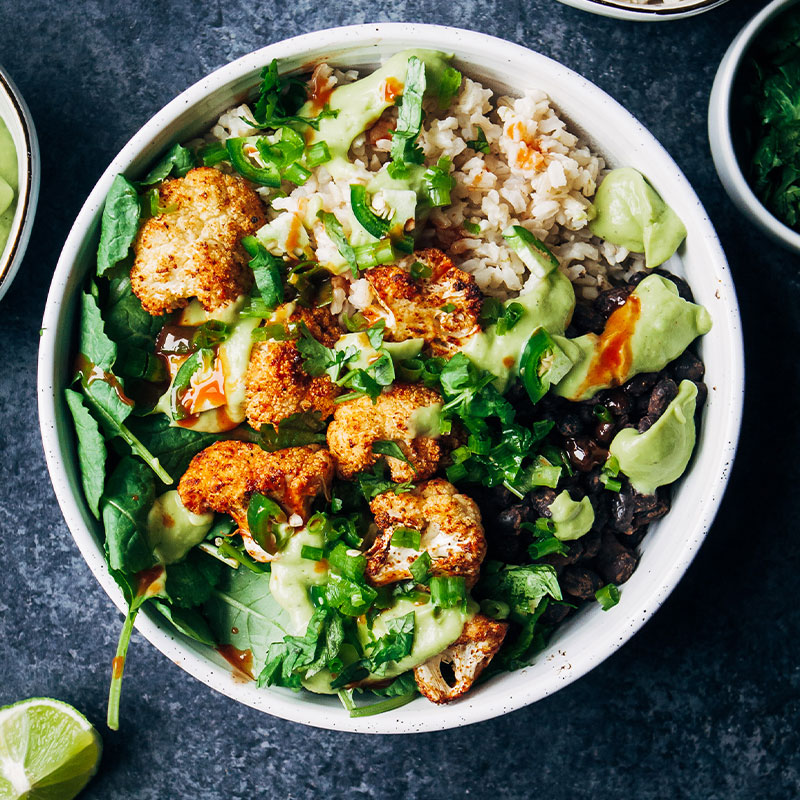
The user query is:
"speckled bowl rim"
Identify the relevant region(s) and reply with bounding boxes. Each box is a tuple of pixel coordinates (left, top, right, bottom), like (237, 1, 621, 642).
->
(709, 0, 800, 252)
(38, 23, 744, 734)
(0, 65, 40, 302)
(555, 0, 731, 22)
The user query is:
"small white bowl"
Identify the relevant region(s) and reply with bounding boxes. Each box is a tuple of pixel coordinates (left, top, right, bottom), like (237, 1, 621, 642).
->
(38, 24, 743, 733)
(556, 0, 731, 22)
(709, 0, 800, 252)
(0, 66, 39, 301)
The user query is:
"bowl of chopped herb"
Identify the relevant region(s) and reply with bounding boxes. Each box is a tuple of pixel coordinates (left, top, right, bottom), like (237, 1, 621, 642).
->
(709, 0, 800, 252)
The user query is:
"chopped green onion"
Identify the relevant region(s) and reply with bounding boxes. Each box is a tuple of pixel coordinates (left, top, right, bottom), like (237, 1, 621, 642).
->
(318, 210, 358, 278)
(350, 184, 392, 239)
(593, 404, 613, 423)
(445, 462, 468, 483)
(390, 527, 421, 550)
(347, 692, 417, 718)
(353, 238, 397, 269)
(192, 320, 230, 349)
(252, 323, 293, 342)
(440, 303, 456, 313)
(479, 598, 510, 620)
(409, 261, 432, 281)
(595, 583, 621, 611)
(430, 575, 467, 611)
(283, 162, 311, 186)
(603, 455, 620, 477)
(343, 312, 368, 332)
(306, 141, 331, 167)
(495, 302, 524, 335)
(466, 126, 490, 155)
(256, 128, 305, 169)
(600, 454, 622, 492)
(301, 545, 324, 561)
(397, 358, 423, 382)
(170, 347, 213, 421)
(502, 225, 559, 278)
(215, 539, 271, 573)
(463, 220, 481, 235)
(409, 551, 432, 585)
(601, 475, 623, 493)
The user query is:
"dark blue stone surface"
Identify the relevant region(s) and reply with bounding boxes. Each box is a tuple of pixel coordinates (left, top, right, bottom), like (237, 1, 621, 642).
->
(1, 0, 797, 797)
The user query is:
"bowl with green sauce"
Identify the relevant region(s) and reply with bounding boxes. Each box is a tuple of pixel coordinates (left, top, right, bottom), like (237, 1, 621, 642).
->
(709, 0, 800, 252)
(39, 24, 743, 733)
(0, 65, 39, 300)
(555, 0, 731, 22)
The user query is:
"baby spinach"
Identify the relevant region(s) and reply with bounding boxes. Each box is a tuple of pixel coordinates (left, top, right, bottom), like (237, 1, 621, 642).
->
(138, 143, 196, 186)
(96, 174, 141, 276)
(150, 600, 216, 646)
(64, 388, 106, 518)
(258, 410, 327, 452)
(101, 457, 157, 574)
(165, 550, 223, 608)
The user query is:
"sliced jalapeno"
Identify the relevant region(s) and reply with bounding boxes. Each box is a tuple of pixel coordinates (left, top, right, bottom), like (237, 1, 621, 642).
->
(170, 347, 214, 420)
(225, 138, 281, 186)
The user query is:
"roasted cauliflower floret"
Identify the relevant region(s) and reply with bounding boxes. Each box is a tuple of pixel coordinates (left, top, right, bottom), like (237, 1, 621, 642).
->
(358, 249, 483, 356)
(131, 167, 266, 315)
(178, 441, 333, 561)
(414, 614, 508, 704)
(326, 383, 443, 482)
(245, 305, 343, 430)
(366, 478, 487, 587)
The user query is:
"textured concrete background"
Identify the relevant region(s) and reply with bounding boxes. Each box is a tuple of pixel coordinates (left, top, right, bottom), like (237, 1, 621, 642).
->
(1, 0, 797, 797)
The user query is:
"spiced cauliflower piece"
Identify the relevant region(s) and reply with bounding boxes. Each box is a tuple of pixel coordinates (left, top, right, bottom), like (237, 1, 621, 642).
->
(358, 249, 483, 355)
(246, 304, 343, 430)
(414, 614, 509, 704)
(178, 440, 333, 561)
(366, 478, 487, 587)
(326, 383, 443, 482)
(131, 167, 266, 315)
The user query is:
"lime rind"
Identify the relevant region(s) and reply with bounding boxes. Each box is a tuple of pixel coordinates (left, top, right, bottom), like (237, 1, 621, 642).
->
(0, 698, 102, 800)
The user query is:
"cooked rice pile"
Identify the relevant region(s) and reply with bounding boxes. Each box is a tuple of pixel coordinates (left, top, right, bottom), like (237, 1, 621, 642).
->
(204, 63, 646, 309)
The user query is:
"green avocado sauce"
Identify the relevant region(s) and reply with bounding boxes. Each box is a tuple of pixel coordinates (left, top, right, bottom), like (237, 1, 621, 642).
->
(609, 379, 698, 495)
(553, 274, 711, 402)
(303, 49, 454, 175)
(589, 167, 686, 268)
(548, 490, 595, 541)
(462, 270, 576, 392)
(0, 118, 18, 259)
(146, 490, 214, 564)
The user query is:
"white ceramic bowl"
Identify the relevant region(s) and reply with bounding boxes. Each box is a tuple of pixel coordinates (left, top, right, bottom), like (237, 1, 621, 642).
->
(0, 65, 39, 302)
(38, 23, 744, 733)
(555, 0, 731, 22)
(709, 0, 800, 252)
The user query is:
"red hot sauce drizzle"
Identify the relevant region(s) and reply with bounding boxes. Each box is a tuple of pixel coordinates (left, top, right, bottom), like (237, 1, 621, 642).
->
(74, 354, 136, 407)
(217, 645, 255, 683)
(578, 293, 641, 396)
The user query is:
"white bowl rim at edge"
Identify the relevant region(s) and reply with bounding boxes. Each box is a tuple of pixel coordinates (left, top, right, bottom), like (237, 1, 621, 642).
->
(0, 66, 40, 302)
(555, 0, 732, 22)
(37, 23, 744, 734)
(708, 0, 800, 252)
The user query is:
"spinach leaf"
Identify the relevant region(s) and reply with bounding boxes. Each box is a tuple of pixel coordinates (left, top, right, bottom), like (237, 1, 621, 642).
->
(258, 410, 327, 452)
(476, 562, 562, 618)
(125, 414, 227, 478)
(101, 457, 157, 574)
(165, 550, 223, 608)
(64, 388, 106, 518)
(242, 236, 285, 309)
(204, 566, 291, 664)
(138, 143, 196, 186)
(76, 290, 171, 483)
(150, 599, 216, 646)
(96, 174, 141, 276)
(105, 273, 164, 354)
(369, 671, 419, 698)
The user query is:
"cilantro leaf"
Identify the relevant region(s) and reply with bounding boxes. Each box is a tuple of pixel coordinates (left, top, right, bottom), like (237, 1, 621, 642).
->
(372, 439, 413, 467)
(467, 126, 490, 155)
(242, 236, 285, 309)
(259, 410, 327, 452)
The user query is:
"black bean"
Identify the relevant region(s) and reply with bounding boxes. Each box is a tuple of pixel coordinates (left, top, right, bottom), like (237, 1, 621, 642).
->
(527, 488, 557, 518)
(604, 388, 632, 416)
(647, 377, 679, 419)
(564, 437, 609, 473)
(595, 531, 638, 585)
(624, 372, 659, 397)
(571, 302, 606, 335)
(580, 529, 602, 560)
(669, 349, 705, 383)
(631, 488, 670, 527)
(497, 504, 529, 536)
(609, 489, 635, 535)
(540, 602, 571, 626)
(694, 380, 708, 410)
(561, 566, 603, 601)
(556, 412, 584, 438)
(637, 415, 656, 433)
(594, 285, 634, 318)
(595, 420, 616, 443)
(652, 268, 694, 302)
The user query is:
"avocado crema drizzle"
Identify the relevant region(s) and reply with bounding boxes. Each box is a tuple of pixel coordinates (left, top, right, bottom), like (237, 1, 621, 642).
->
(64, 49, 711, 726)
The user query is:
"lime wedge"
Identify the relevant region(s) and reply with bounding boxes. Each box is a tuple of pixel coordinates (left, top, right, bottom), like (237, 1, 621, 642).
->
(0, 698, 102, 800)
